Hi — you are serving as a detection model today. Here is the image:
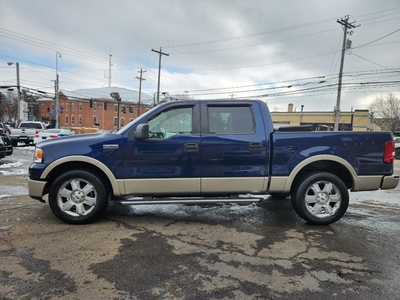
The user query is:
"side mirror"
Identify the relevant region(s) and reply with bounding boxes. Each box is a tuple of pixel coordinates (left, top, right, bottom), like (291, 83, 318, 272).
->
(133, 123, 149, 140)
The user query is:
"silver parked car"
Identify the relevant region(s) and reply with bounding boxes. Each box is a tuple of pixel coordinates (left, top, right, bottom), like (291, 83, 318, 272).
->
(33, 129, 74, 145)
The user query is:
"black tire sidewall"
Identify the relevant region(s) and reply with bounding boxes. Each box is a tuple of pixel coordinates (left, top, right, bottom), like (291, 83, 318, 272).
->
(292, 172, 349, 225)
(49, 170, 107, 224)
(395, 149, 400, 160)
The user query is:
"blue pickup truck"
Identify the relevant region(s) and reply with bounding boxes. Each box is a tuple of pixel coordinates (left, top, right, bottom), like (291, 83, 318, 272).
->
(28, 99, 399, 225)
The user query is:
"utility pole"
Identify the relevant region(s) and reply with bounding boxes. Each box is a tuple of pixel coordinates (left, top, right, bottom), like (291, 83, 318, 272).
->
(108, 53, 112, 87)
(55, 52, 61, 129)
(335, 15, 359, 131)
(136, 68, 146, 117)
(16, 63, 21, 125)
(105, 50, 112, 87)
(7, 62, 21, 126)
(151, 47, 169, 105)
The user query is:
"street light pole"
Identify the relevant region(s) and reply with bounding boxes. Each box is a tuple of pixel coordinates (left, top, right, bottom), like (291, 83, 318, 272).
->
(55, 52, 61, 129)
(7, 62, 21, 126)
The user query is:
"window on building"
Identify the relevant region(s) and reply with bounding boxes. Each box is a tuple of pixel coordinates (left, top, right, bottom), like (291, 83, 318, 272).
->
(114, 117, 118, 127)
(65, 115, 68, 124)
(93, 102, 97, 111)
(207, 105, 255, 134)
(51, 103, 54, 110)
(93, 115, 97, 125)
(114, 104, 118, 113)
(79, 103, 82, 111)
(71, 103, 75, 111)
(65, 103, 69, 111)
(41, 104, 44, 111)
(79, 115, 82, 125)
(121, 117, 125, 127)
(72, 115, 75, 125)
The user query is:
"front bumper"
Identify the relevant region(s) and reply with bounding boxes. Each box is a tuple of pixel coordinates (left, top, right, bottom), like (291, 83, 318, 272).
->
(28, 178, 47, 202)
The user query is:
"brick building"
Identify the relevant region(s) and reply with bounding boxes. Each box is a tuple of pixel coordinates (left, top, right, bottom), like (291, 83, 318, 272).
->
(37, 87, 153, 131)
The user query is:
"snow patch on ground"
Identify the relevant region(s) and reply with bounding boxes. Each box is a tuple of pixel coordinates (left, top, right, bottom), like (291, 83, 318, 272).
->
(0, 160, 28, 176)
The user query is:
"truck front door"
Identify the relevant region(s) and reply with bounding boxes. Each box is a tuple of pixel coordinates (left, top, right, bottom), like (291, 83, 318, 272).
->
(122, 104, 202, 195)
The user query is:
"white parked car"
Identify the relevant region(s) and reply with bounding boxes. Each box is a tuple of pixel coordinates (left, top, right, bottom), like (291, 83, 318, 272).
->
(33, 129, 74, 145)
(395, 137, 400, 160)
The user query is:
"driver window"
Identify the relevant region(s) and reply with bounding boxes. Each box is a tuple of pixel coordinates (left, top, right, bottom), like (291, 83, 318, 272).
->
(148, 106, 192, 139)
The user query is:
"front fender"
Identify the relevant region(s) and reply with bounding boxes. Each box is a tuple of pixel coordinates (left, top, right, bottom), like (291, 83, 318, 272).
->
(40, 155, 124, 196)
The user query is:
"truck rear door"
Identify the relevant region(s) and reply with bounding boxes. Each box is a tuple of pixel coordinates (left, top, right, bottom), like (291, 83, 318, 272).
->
(200, 101, 269, 193)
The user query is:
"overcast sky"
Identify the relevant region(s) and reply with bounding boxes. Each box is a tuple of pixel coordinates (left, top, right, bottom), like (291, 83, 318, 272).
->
(0, 0, 399, 112)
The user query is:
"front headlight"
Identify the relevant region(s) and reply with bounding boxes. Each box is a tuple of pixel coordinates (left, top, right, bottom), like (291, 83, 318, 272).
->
(34, 147, 43, 163)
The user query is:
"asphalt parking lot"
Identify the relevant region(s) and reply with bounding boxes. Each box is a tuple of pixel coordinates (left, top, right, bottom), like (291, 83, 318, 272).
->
(0, 149, 399, 299)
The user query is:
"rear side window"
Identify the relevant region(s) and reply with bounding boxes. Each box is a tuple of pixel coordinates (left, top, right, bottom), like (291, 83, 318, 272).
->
(20, 123, 43, 129)
(208, 106, 255, 134)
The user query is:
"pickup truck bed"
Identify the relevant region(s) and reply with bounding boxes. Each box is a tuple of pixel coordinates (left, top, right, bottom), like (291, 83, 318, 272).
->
(28, 99, 399, 225)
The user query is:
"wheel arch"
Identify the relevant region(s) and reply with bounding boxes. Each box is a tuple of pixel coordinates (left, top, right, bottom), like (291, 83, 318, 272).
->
(286, 155, 356, 193)
(40, 156, 123, 197)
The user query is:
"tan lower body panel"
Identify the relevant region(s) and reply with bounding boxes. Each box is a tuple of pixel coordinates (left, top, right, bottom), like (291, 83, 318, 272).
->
(352, 175, 383, 191)
(201, 177, 267, 194)
(124, 178, 201, 195)
(123, 177, 268, 195)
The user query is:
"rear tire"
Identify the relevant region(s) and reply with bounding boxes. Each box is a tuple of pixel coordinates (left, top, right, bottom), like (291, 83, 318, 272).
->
(395, 148, 400, 160)
(49, 170, 108, 224)
(291, 172, 349, 225)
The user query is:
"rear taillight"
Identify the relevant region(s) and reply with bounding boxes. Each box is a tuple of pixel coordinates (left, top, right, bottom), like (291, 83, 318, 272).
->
(383, 141, 395, 164)
(49, 135, 58, 138)
(34, 133, 39, 138)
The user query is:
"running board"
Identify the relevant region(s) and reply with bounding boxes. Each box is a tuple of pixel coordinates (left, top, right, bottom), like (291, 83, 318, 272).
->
(118, 197, 263, 206)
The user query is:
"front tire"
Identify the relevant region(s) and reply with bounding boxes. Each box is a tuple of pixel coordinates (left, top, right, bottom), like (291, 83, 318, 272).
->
(49, 170, 107, 224)
(291, 172, 349, 225)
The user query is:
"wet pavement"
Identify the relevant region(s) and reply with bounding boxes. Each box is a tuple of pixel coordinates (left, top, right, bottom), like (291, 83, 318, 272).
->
(0, 149, 399, 299)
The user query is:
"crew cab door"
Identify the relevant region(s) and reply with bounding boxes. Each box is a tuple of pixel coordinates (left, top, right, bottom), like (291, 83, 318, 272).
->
(200, 102, 269, 193)
(122, 103, 201, 195)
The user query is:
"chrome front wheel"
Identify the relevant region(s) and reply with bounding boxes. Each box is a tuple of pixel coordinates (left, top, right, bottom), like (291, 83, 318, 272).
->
(57, 178, 97, 217)
(49, 170, 107, 224)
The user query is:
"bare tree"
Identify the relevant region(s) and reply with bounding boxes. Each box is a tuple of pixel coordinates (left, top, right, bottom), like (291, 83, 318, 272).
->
(369, 93, 400, 132)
